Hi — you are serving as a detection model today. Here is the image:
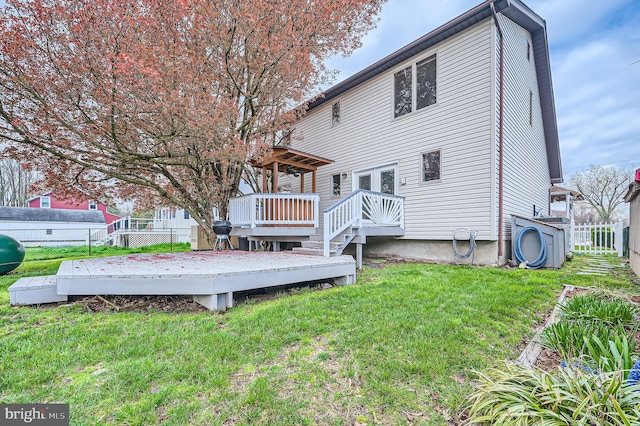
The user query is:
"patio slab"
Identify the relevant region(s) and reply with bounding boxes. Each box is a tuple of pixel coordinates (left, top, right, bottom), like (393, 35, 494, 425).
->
(54, 251, 356, 310)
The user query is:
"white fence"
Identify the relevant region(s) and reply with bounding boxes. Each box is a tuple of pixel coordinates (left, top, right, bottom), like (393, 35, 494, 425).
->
(570, 220, 623, 256)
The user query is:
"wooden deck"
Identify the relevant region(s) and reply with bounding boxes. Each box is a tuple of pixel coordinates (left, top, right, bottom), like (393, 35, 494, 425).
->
(10, 251, 355, 310)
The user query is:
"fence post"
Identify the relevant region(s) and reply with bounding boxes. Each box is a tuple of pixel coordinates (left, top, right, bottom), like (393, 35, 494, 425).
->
(88, 228, 92, 256)
(616, 220, 623, 257)
(569, 219, 575, 253)
(170, 228, 174, 252)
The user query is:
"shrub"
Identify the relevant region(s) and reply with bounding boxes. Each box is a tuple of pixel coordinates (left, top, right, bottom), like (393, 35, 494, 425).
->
(591, 227, 613, 248)
(466, 363, 640, 425)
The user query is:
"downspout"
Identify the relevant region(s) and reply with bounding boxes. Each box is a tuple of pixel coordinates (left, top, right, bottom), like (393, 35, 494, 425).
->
(491, 2, 505, 259)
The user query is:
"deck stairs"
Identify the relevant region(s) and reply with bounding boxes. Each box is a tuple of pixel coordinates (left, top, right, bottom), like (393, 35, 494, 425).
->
(293, 226, 356, 256)
(292, 190, 405, 263)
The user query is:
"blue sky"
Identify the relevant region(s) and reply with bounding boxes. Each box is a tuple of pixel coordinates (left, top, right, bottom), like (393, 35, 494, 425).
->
(325, 0, 640, 183)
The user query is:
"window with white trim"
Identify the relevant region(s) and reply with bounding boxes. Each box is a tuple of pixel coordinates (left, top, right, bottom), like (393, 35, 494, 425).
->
(331, 101, 340, 125)
(394, 54, 437, 118)
(40, 196, 51, 208)
(422, 150, 441, 182)
(88, 200, 98, 210)
(331, 174, 341, 197)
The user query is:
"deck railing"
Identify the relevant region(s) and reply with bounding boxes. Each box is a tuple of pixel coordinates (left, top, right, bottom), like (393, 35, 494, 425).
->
(229, 193, 320, 228)
(323, 190, 404, 257)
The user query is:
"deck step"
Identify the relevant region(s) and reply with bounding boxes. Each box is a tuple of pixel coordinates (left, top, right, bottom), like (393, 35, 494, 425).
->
(300, 240, 340, 250)
(292, 247, 336, 256)
(9, 276, 68, 305)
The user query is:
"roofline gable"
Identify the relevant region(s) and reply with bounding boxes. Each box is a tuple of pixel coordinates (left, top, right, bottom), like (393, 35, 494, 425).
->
(305, 0, 562, 183)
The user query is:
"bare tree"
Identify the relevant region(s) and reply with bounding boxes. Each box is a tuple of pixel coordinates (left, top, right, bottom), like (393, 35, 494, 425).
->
(570, 165, 632, 222)
(0, 159, 39, 206)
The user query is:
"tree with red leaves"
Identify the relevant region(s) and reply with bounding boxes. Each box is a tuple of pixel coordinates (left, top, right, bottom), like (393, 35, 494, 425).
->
(0, 0, 382, 233)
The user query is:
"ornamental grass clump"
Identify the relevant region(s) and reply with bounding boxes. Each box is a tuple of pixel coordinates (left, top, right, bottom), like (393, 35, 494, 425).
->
(540, 293, 640, 378)
(540, 321, 621, 361)
(583, 334, 636, 380)
(465, 363, 640, 425)
(561, 294, 639, 328)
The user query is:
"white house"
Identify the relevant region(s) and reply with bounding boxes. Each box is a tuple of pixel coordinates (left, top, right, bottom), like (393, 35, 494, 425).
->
(230, 0, 563, 266)
(0, 206, 107, 247)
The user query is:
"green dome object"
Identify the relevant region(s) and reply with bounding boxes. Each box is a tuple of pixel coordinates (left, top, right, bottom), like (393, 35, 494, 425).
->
(0, 234, 25, 275)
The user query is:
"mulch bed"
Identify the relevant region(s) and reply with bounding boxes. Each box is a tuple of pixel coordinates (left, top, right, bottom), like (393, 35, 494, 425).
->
(61, 280, 334, 314)
(69, 294, 210, 313)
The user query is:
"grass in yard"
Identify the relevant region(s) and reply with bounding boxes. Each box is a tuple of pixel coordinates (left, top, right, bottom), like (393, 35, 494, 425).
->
(0, 253, 637, 425)
(23, 243, 190, 263)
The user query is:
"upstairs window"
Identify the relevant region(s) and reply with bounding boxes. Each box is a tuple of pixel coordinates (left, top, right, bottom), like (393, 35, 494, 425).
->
(416, 55, 437, 110)
(394, 66, 412, 118)
(331, 174, 341, 197)
(88, 200, 98, 210)
(331, 101, 341, 125)
(422, 150, 441, 182)
(40, 196, 51, 208)
(393, 54, 437, 118)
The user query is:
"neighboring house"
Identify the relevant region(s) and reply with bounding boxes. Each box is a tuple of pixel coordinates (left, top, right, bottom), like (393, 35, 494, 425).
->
(624, 170, 640, 277)
(0, 206, 106, 247)
(550, 185, 583, 221)
(154, 207, 200, 230)
(29, 192, 121, 225)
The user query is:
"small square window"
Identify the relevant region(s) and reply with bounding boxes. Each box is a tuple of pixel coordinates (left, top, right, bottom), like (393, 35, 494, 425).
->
(422, 150, 441, 182)
(331, 174, 341, 197)
(332, 101, 340, 125)
(46, 229, 52, 235)
(40, 196, 51, 208)
(88, 200, 98, 210)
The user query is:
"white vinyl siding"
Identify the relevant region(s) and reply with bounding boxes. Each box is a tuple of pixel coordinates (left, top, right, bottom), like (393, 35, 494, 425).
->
(496, 15, 551, 241)
(291, 19, 495, 240)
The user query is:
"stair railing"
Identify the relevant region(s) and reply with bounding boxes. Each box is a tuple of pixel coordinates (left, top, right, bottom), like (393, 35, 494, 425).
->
(323, 190, 405, 257)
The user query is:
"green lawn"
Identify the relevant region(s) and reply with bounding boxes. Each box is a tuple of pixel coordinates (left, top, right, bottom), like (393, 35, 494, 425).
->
(0, 251, 636, 425)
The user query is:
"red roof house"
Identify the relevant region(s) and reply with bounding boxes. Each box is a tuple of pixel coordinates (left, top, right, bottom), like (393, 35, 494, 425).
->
(28, 192, 121, 225)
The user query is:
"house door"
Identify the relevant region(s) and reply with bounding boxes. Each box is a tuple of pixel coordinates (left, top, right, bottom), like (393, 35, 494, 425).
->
(353, 164, 398, 195)
(353, 164, 398, 223)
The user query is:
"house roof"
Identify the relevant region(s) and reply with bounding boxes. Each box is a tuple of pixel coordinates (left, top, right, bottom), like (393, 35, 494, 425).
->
(625, 182, 640, 203)
(550, 185, 583, 201)
(0, 206, 106, 223)
(27, 192, 52, 202)
(250, 147, 334, 174)
(305, 0, 562, 184)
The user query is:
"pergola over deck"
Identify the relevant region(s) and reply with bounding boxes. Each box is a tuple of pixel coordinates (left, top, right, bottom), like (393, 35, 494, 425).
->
(250, 147, 334, 193)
